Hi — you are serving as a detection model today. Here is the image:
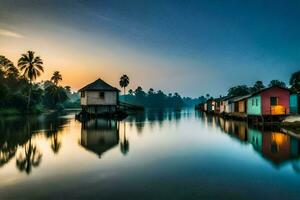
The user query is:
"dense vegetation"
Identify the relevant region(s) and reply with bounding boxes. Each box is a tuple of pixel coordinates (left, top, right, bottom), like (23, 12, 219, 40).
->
(225, 72, 300, 97)
(119, 86, 205, 108)
(118, 75, 206, 108)
(0, 52, 79, 115)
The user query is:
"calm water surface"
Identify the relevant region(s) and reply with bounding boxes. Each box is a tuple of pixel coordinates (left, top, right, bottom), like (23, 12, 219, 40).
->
(1, 110, 300, 199)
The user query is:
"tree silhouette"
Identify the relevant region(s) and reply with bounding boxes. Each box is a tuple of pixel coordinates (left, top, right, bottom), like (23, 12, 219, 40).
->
(18, 51, 44, 110)
(251, 81, 265, 93)
(51, 133, 61, 154)
(120, 122, 129, 155)
(16, 138, 42, 174)
(46, 123, 62, 154)
(119, 74, 130, 95)
(51, 71, 62, 86)
(44, 85, 68, 108)
(128, 89, 133, 95)
(269, 80, 286, 88)
(0, 55, 19, 78)
(0, 150, 16, 168)
(227, 85, 250, 96)
(290, 71, 300, 92)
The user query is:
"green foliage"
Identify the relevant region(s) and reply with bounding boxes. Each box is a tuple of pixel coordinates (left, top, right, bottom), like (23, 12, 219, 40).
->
(227, 85, 250, 96)
(6, 93, 27, 111)
(290, 71, 300, 92)
(44, 85, 69, 108)
(269, 80, 286, 88)
(121, 86, 185, 108)
(0, 84, 9, 106)
(0, 53, 77, 114)
(250, 81, 265, 93)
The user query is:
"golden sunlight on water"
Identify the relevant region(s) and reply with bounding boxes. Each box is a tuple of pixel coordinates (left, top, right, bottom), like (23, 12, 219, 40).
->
(0, 110, 300, 199)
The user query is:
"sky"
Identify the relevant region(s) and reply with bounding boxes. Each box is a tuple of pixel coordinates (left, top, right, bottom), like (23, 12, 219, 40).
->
(0, 0, 299, 97)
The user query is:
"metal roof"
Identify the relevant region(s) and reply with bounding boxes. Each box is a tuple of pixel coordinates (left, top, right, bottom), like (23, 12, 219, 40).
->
(78, 78, 120, 92)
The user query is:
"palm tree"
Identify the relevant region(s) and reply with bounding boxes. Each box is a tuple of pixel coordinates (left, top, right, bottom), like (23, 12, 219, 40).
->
(16, 138, 42, 174)
(18, 51, 43, 109)
(290, 71, 300, 92)
(119, 74, 130, 95)
(51, 71, 62, 86)
(0, 55, 19, 78)
(16, 122, 42, 174)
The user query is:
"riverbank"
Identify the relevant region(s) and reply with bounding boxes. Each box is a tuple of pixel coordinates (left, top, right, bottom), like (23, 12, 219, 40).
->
(0, 107, 81, 116)
(281, 122, 300, 134)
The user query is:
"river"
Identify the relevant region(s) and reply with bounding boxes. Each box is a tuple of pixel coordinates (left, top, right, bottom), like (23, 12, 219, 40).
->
(0, 110, 299, 199)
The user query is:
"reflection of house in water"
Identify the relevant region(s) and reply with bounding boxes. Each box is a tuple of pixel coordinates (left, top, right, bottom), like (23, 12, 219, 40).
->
(248, 128, 300, 166)
(262, 131, 299, 165)
(219, 119, 248, 142)
(248, 129, 263, 151)
(80, 119, 119, 158)
(218, 117, 300, 167)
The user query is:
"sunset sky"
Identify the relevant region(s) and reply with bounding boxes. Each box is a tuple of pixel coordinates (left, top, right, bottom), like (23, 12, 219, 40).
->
(0, 0, 299, 97)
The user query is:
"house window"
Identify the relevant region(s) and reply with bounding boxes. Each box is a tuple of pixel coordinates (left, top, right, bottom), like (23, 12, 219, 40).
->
(81, 91, 85, 98)
(270, 97, 278, 106)
(99, 91, 105, 99)
(252, 99, 254, 106)
(256, 99, 258, 106)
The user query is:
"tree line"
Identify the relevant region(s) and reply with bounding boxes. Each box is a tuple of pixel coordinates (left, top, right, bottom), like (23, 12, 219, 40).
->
(123, 87, 186, 108)
(210, 72, 300, 98)
(0, 51, 79, 114)
(119, 74, 205, 108)
(118, 74, 205, 108)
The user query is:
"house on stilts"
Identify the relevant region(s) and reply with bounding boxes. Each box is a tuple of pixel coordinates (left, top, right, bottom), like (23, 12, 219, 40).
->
(246, 86, 291, 121)
(78, 78, 121, 117)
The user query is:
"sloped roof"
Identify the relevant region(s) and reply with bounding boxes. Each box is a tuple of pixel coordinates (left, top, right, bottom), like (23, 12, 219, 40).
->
(207, 96, 230, 102)
(221, 95, 236, 102)
(231, 94, 252, 102)
(249, 85, 291, 97)
(78, 78, 120, 92)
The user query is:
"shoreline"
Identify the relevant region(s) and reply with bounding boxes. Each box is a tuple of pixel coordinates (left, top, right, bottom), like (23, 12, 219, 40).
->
(0, 107, 81, 117)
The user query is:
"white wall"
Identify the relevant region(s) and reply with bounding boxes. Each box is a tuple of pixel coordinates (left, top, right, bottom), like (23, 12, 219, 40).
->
(81, 91, 118, 106)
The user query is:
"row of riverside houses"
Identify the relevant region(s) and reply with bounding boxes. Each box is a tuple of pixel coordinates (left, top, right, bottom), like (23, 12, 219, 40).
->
(197, 86, 299, 122)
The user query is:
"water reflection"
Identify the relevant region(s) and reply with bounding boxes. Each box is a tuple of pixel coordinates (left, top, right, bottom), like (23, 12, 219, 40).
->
(126, 109, 186, 132)
(16, 136, 42, 174)
(208, 114, 300, 169)
(120, 122, 129, 155)
(2, 110, 300, 199)
(80, 119, 120, 158)
(0, 113, 70, 172)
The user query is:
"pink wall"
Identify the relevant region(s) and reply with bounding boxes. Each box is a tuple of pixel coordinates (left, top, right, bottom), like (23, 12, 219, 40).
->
(261, 87, 290, 115)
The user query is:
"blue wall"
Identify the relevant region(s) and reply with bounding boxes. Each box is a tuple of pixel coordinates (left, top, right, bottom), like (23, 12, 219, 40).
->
(247, 95, 262, 115)
(290, 94, 298, 114)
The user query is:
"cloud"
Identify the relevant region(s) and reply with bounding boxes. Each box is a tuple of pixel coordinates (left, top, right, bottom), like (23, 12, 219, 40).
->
(0, 28, 24, 38)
